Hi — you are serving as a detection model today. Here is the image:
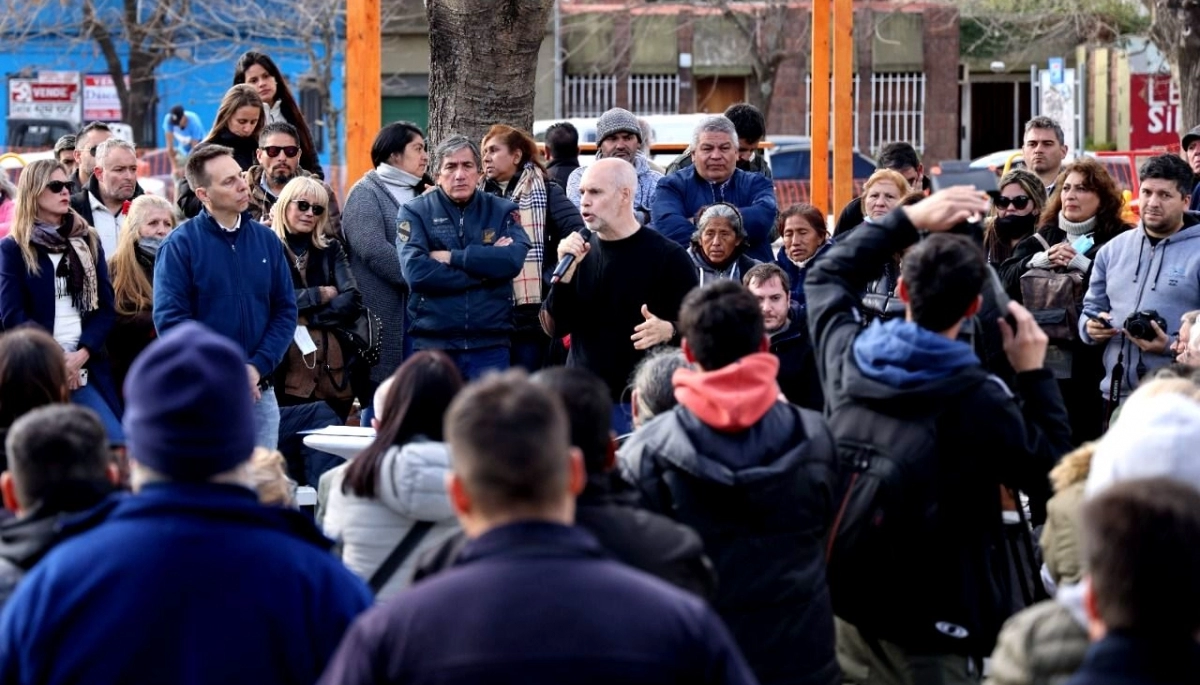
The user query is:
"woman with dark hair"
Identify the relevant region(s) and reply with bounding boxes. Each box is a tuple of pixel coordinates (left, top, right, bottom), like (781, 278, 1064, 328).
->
(176, 85, 264, 217)
(774, 202, 832, 318)
(0, 328, 69, 466)
(322, 351, 463, 598)
(0, 160, 123, 444)
(1000, 157, 1133, 442)
(234, 51, 323, 178)
(342, 121, 432, 403)
(480, 123, 582, 371)
(686, 203, 758, 285)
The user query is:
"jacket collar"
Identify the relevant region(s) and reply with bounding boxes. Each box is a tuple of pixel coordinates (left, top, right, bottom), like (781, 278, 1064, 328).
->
(455, 520, 606, 567)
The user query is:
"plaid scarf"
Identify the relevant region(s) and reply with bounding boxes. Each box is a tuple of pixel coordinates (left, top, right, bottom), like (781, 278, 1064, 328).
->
(511, 163, 548, 307)
(29, 213, 99, 315)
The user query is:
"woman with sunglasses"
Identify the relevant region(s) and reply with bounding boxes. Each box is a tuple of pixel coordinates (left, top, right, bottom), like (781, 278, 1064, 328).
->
(0, 160, 123, 443)
(999, 157, 1132, 443)
(234, 51, 324, 179)
(176, 85, 264, 218)
(106, 195, 177, 399)
(983, 169, 1045, 265)
(270, 177, 363, 420)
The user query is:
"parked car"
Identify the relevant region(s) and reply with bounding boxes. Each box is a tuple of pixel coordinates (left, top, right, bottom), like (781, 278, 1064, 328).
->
(766, 138, 877, 207)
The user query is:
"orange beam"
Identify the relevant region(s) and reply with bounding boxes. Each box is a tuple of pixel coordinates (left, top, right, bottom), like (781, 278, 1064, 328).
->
(832, 0, 854, 212)
(810, 0, 830, 215)
(346, 0, 381, 188)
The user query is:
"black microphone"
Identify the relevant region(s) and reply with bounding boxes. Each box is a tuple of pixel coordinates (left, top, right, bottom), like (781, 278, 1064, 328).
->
(550, 227, 593, 284)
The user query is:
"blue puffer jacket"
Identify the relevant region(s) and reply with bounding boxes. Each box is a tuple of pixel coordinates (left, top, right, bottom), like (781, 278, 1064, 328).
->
(652, 167, 779, 262)
(398, 189, 530, 350)
(153, 210, 297, 378)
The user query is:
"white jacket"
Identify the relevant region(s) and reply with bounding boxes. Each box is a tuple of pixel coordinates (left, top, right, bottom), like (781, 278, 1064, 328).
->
(322, 441, 459, 599)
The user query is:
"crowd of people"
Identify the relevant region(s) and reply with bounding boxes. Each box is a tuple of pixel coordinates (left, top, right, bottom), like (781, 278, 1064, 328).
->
(0, 51, 1197, 683)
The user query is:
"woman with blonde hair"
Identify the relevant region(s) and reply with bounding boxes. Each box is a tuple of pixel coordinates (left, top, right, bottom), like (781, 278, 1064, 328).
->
(0, 159, 122, 443)
(983, 168, 1046, 265)
(270, 176, 363, 420)
(177, 84, 264, 217)
(106, 195, 177, 397)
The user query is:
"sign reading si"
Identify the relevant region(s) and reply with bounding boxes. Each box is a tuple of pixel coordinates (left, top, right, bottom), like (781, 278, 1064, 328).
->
(1130, 73, 1181, 149)
(8, 78, 82, 121)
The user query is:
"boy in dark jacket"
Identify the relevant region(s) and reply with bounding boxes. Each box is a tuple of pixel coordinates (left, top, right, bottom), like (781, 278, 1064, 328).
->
(806, 187, 1073, 680)
(620, 280, 840, 685)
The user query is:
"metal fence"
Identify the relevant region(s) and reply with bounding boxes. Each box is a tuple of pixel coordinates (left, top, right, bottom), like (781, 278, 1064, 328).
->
(628, 74, 679, 115)
(871, 72, 925, 154)
(564, 74, 679, 117)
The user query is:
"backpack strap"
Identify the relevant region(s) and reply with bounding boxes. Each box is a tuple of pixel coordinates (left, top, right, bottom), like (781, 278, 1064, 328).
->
(1031, 232, 1051, 252)
(368, 521, 435, 594)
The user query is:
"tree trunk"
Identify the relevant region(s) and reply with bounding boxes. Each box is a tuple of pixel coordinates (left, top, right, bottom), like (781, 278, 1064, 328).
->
(1147, 0, 1200, 132)
(127, 50, 161, 148)
(426, 0, 554, 145)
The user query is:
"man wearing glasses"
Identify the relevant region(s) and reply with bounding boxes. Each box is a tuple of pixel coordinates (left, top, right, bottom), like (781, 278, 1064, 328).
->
(69, 122, 112, 194)
(244, 122, 341, 236)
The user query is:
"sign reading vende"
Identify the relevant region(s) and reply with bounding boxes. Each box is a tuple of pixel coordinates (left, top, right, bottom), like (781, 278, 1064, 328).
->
(83, 74, 122, 120)
(8, 78, 82, 121)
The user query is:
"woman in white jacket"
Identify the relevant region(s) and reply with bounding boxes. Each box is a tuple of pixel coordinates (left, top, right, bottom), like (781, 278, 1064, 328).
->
(322, 351, 464, 598)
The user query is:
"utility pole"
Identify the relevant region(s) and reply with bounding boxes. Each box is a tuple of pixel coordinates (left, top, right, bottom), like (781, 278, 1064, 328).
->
(810, 0, 830, 215)
(346, 0, 381, 188)
(832, 0, 854, 213)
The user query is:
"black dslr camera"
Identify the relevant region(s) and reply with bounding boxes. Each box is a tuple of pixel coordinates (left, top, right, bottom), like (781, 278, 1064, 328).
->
(1123, 310, 1168, 341)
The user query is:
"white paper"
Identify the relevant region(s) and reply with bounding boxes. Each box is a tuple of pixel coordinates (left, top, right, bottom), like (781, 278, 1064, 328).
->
(294, 326, 317, 355)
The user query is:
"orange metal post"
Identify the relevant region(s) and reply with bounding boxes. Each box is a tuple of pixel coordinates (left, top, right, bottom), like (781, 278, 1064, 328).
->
(832, 0, 854, 212)
(346, 0, 381, 188)
(810, 0, 830, 215)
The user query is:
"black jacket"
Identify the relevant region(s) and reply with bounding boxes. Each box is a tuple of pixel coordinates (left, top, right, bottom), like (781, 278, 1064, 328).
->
(176, 131, 260, 218)
(69, 174, 146, 230)
(1064, 632, 1200, 685)
(620, 402, 840, 685)
(108, 246, 158, 399)
(545, 159, 579, 190)
(806, 210, 1074, 656)
(413, 473, 716, 601)
(770, 315, 824, 411)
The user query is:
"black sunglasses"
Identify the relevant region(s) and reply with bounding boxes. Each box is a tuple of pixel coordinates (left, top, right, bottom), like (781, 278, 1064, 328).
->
(44, 180, 70, 194)
(262, 145, 300, 159)
(994, 195, 1031, 210)
(293, 200, 326, 216)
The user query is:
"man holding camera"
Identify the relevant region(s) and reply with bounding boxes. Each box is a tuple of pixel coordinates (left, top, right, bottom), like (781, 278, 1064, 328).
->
(1081, 154, 1200, 409)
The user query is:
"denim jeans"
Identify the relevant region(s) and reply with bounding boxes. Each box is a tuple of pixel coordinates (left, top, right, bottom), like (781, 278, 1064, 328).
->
(278, 401, 345, 486)
(253, 389, 280, 450)
(72, 384, 125, 445)
(445, 346, 510, 382)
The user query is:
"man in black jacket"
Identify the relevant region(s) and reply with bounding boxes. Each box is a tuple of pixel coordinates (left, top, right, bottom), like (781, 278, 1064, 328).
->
(620, 280, 840, 685)
(412, 366, 716, 600)
(806, 186, 1073, 682)
(69, 137, 145, 257)
(544, 122, 580, 189)
(0, 405, 117, 609)
(744, 262, 824, 411)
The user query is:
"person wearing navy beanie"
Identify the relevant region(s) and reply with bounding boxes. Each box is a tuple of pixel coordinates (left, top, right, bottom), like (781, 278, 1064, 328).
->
(0, 321, 372, 685)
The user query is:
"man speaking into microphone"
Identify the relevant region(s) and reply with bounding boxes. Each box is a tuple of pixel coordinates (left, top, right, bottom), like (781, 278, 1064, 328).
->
(542, 159, 698, 433)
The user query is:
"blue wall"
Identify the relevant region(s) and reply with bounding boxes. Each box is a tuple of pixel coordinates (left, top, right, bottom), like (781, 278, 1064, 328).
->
(0, 35, 344, 168)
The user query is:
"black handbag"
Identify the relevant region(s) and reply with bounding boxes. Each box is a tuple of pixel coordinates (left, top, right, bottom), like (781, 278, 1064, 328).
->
(335, 307, 383, 367)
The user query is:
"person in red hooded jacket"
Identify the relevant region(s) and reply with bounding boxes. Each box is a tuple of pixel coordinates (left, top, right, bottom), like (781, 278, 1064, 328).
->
(618, 279, 840, 685)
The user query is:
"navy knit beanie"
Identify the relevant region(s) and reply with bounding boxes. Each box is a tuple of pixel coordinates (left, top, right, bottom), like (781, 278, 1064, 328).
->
(122, 321, 255, 481)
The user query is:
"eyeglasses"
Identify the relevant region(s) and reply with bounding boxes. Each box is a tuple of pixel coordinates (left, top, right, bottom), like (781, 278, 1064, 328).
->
(293, 200, 325, 216)
(994, 195, 1032, 210)
(262, 146, 300, 159)
(44, 180, 70, 194)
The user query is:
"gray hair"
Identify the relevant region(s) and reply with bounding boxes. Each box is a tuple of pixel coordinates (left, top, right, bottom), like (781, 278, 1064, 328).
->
(94, 137, 136, 166)
(693, 203, 746, 246)
(691, 115, 738, 149)
(1025, 116, 1066, 146)
(630, 347, 690, 428)
(433, 135, 481, 174)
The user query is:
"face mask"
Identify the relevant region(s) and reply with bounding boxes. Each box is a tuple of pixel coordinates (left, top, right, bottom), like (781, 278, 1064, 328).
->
(994, 213, 1037, 242)
(138, 236, 165, 257)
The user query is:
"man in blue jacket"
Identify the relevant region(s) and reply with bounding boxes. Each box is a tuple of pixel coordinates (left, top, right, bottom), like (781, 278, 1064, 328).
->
(398, 135, 530, 381)
(153, 145, 297, 449)
(319, 371, 756, 685)
(0, 322, 372, 685)
(652, 115, 778, 262)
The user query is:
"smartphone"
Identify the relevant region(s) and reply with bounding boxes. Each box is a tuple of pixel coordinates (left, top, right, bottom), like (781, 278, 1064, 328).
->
(985, 265, 1017, 331)
(1085, 312, 1113, 329)
(79, 368, 89, 387)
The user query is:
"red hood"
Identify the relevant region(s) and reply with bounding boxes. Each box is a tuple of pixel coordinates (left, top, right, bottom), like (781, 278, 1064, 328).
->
(673, 352, 782, 432)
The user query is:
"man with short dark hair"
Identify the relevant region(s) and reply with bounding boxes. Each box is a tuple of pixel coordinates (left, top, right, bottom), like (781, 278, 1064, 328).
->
(320, 370, 756, 685)
(744, 263, 822, 410)
(244, 122, 341, 234)
(807, 187, 1073, 679)
(1023, 116, 1069, 194)
(1066, 477, 1200, 684)
(653, 115, 779, 261)
(833, 141, 929, 236)
(544, 121, 580, 188)
(154, 145, 297, 449)
(53, 135, 77, 179)
(1081, 154, 1200, 408)
(70, 137, 144, 256)
(621, 279, 840, 685)
(0, 405, 117, 608)
(668, 103, 773, 178)
(566, 107, 663, 222)
(0, 322, 372, 684)
(398, 135, 530, 381)
(70, 121, 112, 194)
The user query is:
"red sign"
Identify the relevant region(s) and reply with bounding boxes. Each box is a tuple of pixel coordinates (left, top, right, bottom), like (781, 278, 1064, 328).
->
(83, 74, 122, 120)
(1130, 73, 1182, 149)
